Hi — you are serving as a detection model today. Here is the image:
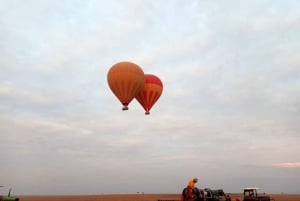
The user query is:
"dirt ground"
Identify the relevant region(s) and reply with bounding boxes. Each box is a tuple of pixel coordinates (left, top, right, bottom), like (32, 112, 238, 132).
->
(19, 193, 300, 201)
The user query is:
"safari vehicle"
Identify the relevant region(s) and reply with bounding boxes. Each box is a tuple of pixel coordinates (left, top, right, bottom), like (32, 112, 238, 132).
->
(243, 187, 274, 201)
(0, 186, 19, 201)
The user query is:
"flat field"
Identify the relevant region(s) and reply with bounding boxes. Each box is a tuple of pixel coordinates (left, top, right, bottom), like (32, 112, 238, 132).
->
(19, 193, 300, 201)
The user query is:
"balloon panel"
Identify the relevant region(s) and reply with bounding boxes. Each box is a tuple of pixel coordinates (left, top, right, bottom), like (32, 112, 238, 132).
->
(108, 72, 144, 104)
(144, 74, 163, 86)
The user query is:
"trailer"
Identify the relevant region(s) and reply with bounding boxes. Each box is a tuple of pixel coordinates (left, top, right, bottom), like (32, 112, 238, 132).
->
(202, 188, 231, 201)
(181, 187, 231, 201)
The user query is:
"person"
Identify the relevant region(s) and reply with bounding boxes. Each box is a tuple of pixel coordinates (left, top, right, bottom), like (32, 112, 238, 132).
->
(186, 177, 198, 199)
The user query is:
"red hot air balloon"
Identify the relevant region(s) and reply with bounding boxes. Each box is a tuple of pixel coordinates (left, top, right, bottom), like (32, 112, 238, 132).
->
(135, 74, 163, 115)
(107, 61, 145, 110)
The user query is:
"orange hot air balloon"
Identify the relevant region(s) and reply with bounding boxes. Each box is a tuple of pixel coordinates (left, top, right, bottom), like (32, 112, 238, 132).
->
(107, 61, 145, 110)
(135, 74, 163, 115)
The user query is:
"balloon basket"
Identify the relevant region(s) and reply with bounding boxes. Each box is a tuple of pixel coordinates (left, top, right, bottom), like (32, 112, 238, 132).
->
(122, 106, 129, 111)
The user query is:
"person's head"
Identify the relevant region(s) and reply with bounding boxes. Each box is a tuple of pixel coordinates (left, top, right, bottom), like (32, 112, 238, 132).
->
(193, 178, 198, 183)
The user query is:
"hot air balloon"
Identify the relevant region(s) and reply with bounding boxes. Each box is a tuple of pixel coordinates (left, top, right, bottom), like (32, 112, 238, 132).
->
(107, 61, 145, 110)
(135, 74, 163, 115)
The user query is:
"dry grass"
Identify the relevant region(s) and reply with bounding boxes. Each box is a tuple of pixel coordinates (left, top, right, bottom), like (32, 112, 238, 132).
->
(229, 193, 300, 201)
(19, 193, 300, 201)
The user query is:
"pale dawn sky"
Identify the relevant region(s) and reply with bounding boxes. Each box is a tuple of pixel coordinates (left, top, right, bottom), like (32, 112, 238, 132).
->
(0, 0, 300, 195)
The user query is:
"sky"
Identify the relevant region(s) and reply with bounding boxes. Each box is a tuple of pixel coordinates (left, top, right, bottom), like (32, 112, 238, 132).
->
(0, 0, 300, 196)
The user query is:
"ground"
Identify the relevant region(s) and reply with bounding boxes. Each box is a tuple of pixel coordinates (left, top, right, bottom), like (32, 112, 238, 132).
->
(18, 193, 300, 201)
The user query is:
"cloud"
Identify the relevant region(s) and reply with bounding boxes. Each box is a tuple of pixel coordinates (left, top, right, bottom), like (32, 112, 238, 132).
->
(0, 84, 87, 119)
(0, 85, 56, 105)
(272, 162, 300, 168)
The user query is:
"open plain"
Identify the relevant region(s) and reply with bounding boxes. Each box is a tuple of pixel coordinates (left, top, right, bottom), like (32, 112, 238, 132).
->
(18, 193, 300, 201)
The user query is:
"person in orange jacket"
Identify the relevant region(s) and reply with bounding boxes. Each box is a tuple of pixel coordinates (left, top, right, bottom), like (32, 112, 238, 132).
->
(187, 177, 198, 199)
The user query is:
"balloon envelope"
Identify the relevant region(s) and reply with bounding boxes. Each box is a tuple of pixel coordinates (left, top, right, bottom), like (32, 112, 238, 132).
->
(135, 74, 163, 115)
(107, 61, 145, 110)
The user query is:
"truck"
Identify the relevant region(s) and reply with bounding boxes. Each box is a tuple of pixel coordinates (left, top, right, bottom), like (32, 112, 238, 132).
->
(243, 187, 274, 201)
